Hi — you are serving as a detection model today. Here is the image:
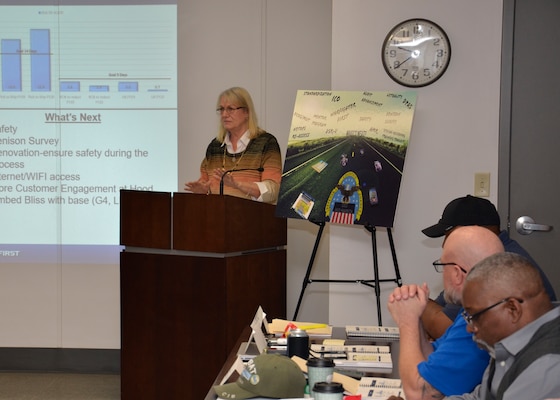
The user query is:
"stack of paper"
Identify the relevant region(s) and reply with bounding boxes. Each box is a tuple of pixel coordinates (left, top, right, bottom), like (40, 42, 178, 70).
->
(333, 353, 393, 369)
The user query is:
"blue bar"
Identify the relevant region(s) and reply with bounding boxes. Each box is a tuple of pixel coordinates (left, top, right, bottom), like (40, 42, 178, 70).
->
(89, 85, 110, 92)
(1, 39, 22, 91)
(118, 81, 138, 92)
(60, 81, 80, 92)
(30, 29, 51, 91)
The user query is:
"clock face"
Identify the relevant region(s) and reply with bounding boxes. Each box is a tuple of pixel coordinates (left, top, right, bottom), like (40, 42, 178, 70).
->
(382, 19, 451, 87)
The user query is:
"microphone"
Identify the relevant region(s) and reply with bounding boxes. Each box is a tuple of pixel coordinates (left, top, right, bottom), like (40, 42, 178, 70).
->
(219, 167, 264, 195)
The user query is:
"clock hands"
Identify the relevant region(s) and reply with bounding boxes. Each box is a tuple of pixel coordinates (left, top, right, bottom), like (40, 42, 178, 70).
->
(394, 47, 422, 68)
(395, 57, 412, 68)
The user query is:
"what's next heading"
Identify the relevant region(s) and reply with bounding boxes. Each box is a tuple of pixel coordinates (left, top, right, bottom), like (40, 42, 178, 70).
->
(44, 112, 102, 123)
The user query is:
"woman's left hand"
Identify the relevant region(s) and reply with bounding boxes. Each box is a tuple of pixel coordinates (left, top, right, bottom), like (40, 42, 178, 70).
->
(213, 168, 237, 188)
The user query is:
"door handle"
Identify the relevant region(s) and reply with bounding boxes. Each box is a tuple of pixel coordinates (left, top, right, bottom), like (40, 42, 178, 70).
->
(515, 216, 553, 235)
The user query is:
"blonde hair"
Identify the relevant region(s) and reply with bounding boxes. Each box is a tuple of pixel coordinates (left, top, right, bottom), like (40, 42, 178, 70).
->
(216, 87, 265, 142)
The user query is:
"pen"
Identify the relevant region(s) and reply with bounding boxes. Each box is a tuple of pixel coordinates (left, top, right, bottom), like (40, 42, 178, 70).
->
(297, 323, 328, 330)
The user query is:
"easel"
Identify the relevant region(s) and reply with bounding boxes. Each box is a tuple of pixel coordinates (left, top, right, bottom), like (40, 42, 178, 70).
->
(292, 220, 403, 325)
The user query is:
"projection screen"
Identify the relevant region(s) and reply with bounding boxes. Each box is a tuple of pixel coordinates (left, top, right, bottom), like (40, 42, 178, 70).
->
(0, 0, 177, 265)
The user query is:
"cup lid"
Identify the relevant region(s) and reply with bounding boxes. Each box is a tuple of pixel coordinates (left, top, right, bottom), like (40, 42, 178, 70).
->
(312, 382, 343, 393)
(306, 357, 335, 368)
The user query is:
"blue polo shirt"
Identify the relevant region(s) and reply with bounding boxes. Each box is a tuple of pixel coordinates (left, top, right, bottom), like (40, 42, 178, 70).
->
(418, 312, 490, 396)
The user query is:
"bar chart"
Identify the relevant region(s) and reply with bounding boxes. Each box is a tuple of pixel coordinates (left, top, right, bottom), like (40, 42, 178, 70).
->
(0, 4, 176, 109)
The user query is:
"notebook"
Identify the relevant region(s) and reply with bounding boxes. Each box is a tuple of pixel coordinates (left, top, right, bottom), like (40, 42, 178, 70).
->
(345, 325, 400, 339)
(356, 377, 405, 399)
(310, 344, 390, 359)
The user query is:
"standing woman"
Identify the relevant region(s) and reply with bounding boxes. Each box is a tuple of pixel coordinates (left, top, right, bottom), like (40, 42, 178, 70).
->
(184, 87, 282, 204)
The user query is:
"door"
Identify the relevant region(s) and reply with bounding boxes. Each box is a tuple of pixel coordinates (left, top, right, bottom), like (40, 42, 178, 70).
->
(499, 0, 560, 295)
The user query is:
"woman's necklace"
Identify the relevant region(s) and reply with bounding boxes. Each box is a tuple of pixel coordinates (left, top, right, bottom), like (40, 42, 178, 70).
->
(222, 146, 246, 170)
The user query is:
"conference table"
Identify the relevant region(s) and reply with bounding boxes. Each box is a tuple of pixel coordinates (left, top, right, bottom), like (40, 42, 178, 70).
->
(204, 326, 401, 400)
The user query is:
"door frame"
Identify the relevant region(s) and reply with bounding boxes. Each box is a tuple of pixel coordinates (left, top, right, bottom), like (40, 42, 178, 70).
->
(498, 0, 514, 229)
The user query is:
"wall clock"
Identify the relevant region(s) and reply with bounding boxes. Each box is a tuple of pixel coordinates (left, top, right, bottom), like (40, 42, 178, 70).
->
(382, 19, 451, 87)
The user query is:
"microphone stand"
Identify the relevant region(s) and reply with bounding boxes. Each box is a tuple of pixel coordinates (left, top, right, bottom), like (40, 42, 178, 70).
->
(219, 167, 264, 195)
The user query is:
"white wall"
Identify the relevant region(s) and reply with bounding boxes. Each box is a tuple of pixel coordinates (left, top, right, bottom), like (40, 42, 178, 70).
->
(327, 0, 503, 326)
(0, 0, 503, 349)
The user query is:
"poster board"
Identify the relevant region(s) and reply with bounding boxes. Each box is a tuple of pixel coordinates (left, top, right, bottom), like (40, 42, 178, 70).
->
(276, 90, 417, 227)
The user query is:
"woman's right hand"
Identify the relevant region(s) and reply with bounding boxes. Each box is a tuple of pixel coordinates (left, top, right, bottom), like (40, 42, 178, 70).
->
(184, 179, 210, 194)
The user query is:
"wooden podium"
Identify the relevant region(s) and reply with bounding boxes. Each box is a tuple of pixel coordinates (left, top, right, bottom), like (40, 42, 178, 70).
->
(120, 190, 287, 400)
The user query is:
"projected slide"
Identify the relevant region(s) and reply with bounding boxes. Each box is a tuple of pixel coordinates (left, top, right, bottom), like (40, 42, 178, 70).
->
(0, 2, 177, 262)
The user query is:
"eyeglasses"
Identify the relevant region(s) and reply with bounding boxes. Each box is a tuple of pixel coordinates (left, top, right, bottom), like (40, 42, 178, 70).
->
(432, 259, 468, 274)
(461, 297, 524, 325)
(216, 106, 246, 115)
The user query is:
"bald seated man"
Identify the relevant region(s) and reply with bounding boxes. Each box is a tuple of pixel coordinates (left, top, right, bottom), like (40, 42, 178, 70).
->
(387, 226, 504, 400)
(446, 252, 560, 399)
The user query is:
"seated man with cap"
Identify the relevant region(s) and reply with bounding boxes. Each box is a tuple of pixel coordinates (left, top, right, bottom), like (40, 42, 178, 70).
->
(421, 194, 556, 339)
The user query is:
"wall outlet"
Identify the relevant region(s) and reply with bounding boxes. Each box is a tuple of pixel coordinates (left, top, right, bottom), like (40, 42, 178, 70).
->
(474, 172, 490, 197)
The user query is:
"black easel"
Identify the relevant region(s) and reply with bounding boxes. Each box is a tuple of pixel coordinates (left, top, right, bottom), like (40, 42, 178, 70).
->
(292, 220, 403, 325)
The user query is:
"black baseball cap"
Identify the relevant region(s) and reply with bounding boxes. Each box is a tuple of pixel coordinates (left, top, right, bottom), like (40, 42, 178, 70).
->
(422, 195, 501, 238)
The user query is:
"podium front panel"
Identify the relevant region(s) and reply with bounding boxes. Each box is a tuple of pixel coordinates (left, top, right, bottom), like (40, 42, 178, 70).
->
(120, 249, 286, 400)
(172, 193, 287, 253)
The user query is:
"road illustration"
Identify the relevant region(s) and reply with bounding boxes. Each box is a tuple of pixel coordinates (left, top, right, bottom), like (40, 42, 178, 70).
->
(276, 90, 416, 227)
